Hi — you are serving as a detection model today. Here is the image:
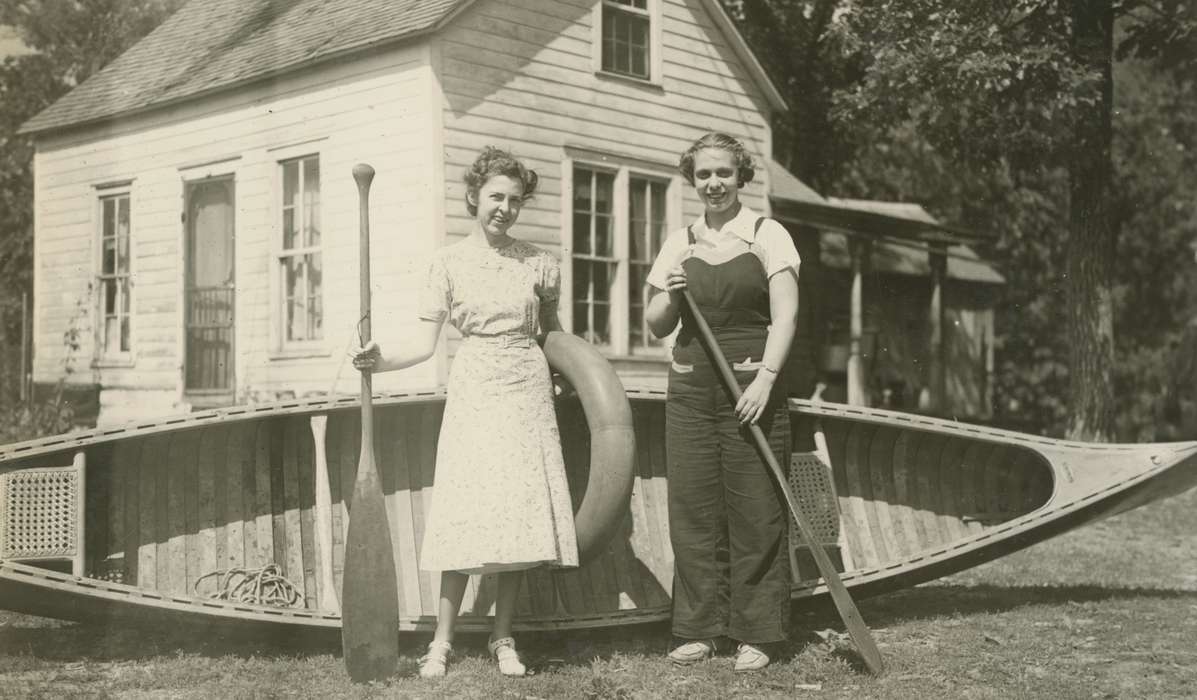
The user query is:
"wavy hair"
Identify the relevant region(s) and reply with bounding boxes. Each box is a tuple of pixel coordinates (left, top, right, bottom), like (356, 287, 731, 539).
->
(463, 146, 539, 216)
(677, 132, 756, 186)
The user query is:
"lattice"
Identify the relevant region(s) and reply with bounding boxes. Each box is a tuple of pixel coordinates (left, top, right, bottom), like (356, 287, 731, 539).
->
(0, 466, 81, 560)
(788, 452, 840, 545)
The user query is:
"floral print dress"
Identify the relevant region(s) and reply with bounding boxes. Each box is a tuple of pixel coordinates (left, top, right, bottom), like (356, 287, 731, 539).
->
(415, 237, 579, 575)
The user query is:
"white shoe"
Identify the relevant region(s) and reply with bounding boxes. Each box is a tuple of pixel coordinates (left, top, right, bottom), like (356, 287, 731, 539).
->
(668, 639, 716, 665)
(419, 640, 452, 678)
(734, 642, 770, 672)
(488, 636, 526, 677)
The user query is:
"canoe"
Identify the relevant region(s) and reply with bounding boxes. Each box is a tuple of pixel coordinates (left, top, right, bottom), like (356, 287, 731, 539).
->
(2, 385, 1196, 640)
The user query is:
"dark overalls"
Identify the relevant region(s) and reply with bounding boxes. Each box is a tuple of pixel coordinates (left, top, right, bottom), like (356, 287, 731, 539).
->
(666, 220, 792, 644)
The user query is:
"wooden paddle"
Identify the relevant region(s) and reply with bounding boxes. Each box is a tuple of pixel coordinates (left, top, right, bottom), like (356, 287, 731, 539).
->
(678, 289, 885, 676)
(341, 163, 400, 682)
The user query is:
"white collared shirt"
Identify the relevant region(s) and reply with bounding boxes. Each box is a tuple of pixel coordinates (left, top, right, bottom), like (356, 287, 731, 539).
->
(646, 204, 801, 290)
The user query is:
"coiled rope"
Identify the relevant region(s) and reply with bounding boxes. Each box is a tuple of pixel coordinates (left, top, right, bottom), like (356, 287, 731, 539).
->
(194, 564, 303, 608)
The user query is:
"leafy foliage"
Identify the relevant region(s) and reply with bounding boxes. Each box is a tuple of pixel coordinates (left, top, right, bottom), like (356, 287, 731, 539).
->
(724, 0, 1197, 439)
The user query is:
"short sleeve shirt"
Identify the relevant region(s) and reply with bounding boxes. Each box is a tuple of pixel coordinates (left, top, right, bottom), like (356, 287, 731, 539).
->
(646, 205, 800, 290)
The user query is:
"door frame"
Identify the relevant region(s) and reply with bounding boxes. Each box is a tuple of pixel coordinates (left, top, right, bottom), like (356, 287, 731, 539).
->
(177, 157, 240, 407)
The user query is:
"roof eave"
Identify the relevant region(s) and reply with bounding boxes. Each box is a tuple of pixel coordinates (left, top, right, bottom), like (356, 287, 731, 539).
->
(18, 11, 461, 138)
(703, 0, 788, 113)
(771, 196, 994, 246)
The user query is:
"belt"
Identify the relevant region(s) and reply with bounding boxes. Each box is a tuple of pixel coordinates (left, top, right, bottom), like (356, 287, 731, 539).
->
(461, 333, 535, 349)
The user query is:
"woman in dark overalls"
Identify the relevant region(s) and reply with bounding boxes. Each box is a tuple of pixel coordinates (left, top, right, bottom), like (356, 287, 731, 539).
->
(645, 132, 800, 672)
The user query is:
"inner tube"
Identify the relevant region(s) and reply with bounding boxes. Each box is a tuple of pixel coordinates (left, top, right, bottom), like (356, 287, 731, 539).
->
(541, 331, 635, 563)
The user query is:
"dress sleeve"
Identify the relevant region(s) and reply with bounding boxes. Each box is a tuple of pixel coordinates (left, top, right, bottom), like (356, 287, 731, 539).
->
(416, 253, 450, 322)
(645, 228, 690, 290)
(759, 219, 801, 279)
(537, 252, 561, 303)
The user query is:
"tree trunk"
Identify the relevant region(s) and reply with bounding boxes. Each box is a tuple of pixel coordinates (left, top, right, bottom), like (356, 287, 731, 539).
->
(1065, 0, 1116, 441)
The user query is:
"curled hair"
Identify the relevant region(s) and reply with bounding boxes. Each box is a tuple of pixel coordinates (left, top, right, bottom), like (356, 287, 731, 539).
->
(677, 132, 755, 186)
(463, 146, 538, 216)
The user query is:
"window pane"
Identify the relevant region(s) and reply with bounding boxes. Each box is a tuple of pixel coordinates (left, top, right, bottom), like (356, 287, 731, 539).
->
(573, 260, 590, 302)
(102, 198, 115, 239)
(283, 208, 296, 250)
(120, 316, 130, 352)
(304, 157, 320, 246)
(629, 179, 647, 261)
(595, 214, 613, 257)
(591, 301, 610, 344)
(595, 172, 613, 214)
(574, 168, 592, 211)
(651, 181, 667, 253)
(117, 228, 130, 273)
(117, 196, 130, 237)
(593, 261, 612, 302)
(307, 253, 323, 340)
(601, 9, 617, 73)
(632, 47, 647, 78)
(573, 213, 592, 254)
(102, 237, 116, 275)
(120, 278, 131, 313)
(283, 160, 298, 208)
(104, 279, 116, 314)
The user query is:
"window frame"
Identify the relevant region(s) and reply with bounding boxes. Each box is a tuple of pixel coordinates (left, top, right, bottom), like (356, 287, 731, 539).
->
(593, 0, 664, 84)
(271, 152, 327, 357)
(562, 154, 681, 358)
(92, 183, 135, 367)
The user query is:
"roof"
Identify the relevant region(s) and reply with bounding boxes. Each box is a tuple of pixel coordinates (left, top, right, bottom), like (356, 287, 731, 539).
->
(20, 0, 470, 135)
(765, 158, 826, 205)
(21, 0, 786, 136)
(820, 233, 1005, 285)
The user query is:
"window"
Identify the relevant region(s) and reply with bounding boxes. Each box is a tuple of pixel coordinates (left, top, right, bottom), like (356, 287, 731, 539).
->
(97, 192, 132, 359)
(600, 0, 655, 80)
(628, 176, 668, 350)
(278, 155, 322, 343)
(569, 164, 673, 355)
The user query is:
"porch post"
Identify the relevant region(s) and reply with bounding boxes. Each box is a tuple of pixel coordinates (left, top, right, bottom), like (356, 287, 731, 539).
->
(928, 244, 947, 412)
(847, 237, 870, 406)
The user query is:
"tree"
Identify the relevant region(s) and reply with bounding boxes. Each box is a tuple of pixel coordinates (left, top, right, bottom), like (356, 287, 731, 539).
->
(1064, 0, 1116, 441)
(724, 0, 1196, 440)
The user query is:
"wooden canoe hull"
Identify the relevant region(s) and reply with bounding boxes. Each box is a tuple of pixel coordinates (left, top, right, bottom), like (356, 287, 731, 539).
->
(2, 390, 1195, 635)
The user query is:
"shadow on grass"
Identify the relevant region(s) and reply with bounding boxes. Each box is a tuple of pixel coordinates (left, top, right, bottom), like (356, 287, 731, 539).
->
(4, 582, 1194, 667)
(850, 582, 1197, 628)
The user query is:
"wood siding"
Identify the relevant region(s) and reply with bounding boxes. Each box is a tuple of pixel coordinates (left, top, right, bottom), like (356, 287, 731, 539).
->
(438, 0, 773, 253)
(32, 45, 444, 423)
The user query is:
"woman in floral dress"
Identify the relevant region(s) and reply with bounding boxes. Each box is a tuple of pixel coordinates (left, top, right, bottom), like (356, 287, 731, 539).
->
(351, 147, 577, 678)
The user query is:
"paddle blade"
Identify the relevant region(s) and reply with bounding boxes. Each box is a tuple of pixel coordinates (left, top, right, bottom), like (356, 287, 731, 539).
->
(341, 447, 400, 682)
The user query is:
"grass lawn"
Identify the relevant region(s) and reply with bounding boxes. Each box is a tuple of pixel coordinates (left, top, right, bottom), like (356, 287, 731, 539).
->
(2, 487, 1195, 699)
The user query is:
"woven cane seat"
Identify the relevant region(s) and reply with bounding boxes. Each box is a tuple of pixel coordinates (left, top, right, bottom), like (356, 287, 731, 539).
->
(788, 451, 841, 546)
(0, 452, 85, 575)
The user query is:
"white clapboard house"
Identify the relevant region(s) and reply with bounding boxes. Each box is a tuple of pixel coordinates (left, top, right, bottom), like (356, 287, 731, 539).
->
(20, 0, 807, 424)
(21, 0, 1002, 426)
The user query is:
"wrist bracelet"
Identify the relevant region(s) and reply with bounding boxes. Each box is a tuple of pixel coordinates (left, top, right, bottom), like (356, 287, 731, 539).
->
(760, 364, 779, 376)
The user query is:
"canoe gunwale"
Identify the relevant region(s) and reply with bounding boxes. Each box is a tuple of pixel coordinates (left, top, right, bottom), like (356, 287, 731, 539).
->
(3, 387, 1196, 634)
(0, 559, 672, 632)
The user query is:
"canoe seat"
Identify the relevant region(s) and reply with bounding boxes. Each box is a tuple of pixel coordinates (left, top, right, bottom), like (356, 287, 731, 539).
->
(0, 452, 86, 577)
(788, 439, 845, 580)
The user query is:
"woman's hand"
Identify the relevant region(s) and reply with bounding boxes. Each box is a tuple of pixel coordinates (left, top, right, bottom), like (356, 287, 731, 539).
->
(736, 370, 777, 424)
(663, 266, 687, 294)
(348, 340, 381, 371)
